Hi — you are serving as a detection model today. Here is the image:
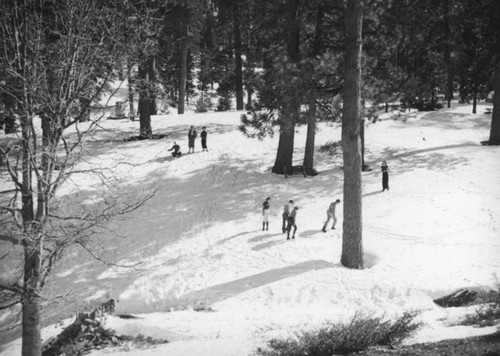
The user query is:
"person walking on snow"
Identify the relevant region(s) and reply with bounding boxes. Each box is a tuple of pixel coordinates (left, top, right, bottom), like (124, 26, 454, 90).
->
(282, 200, 294, 233)
(381, 160, 389, 191)
(188, 126, 197, 153)
(262, 197, 271, 231)
(286, 206, 299, 240)
(322, 199, 340, 232)
(168, 141, 182, 158)
(201, 126, 208, 151)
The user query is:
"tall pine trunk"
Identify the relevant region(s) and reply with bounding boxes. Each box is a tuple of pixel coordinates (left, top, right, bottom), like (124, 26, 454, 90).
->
(444, 0, 453, 108)
(233, 1, 244, 111)
(489, 2, 500, 145)
(303, 7, 324, 175)
(178, 22, 189, 115)
(272, 0, 300, 174)
(341, 0, 364, 269)
(148, 57, 157, 115)
(303, 99, 316, 175)
(138, 63, 152, 138)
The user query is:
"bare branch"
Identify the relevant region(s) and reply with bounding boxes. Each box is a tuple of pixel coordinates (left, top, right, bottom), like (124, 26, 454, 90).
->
(0, 299, 21, 311)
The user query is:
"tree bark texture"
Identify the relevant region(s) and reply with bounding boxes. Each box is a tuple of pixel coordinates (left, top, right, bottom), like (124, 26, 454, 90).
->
(341, 0, 364, 269)
(148, 57, 157, 115)
(489, 3, 500, 145)
(272, 0, 301, 174)
(303, 99, 316, 175)
(22, 239, 43, 356)
(233, 1, 244, 111)
(178, 22, 189, 115)
(138, 63, 152, 138)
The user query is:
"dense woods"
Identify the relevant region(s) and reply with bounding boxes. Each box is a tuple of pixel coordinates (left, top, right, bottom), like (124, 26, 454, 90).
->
(0, 0, 498, 355)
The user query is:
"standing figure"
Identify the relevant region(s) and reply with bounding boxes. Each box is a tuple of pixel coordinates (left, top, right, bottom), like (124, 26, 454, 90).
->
(262, 197, 271, 230)
(322, 199, 340, 232)
(286, 206, 299, 240)
(168, 141, 182, 158)
(381, 160, 389, 191)
(282, 200, 294, 233)
(201, 126, 208, 151)
(188, 126, 197, 153)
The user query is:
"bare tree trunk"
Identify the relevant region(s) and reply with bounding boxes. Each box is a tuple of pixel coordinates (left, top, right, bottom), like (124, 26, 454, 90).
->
(148, 57, 157, 115)
(272, 0, 300, 174)
(22, 240, 42, 356)
(341, 0, 364, 269)
(138, 63, 152, 138)
(444, 0, 453, 108)
(303, 99, 316, 175)
(178, 22, 188, 115)
(303, 6, 324, 176)
(489, 3, 500, 145)
(272, 116, 295, 174)
(233, 1, 244, 111)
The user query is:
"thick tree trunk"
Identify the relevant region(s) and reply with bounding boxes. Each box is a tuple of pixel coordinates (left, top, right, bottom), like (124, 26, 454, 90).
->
(303, 100, 316, 175)
(303, 6, 324, 176)
(272, 0, 300, 174)
(178, 22, 189, 115)
(341, 0, 364, 269)
(489, 4, 500, 145)
(22, 239, 43, 356)
(138, 63, 152, 138)
(233, 1, 244, 111)
(272, 115, 295, 174)
(148, 57, 157, 115)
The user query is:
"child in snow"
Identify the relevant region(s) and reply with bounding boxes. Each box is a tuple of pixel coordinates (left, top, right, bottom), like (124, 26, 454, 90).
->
(322, 199, 340, 232)
(381, 161, 389, 191)
(262, 197, 271, 231)
(282, 200, 294, 233)
(286, 206, 299, 240)
(168, 141, 182, 158)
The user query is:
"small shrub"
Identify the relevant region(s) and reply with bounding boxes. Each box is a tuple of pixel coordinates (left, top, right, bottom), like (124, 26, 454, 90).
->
(254, 311, 421, 356)
(458, 305, 500, 327)
(319, 140, 342, 156)
(195, 96, 212, 113)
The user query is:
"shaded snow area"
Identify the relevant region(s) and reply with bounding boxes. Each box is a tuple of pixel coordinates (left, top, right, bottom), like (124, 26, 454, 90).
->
(1, 103, 499, 355)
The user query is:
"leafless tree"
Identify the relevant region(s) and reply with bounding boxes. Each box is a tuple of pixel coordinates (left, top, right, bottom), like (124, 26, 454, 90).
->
(0, 1, 153, 355)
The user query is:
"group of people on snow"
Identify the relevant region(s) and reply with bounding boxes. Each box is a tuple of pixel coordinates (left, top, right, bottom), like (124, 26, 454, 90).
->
(262, 197, 339, 240)
(261, 161, 390, 239)
(168, 126, 208, 158)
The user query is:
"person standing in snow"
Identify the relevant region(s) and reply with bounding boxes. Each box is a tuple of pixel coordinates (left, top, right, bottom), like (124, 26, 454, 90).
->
(282, 200, 294, 233)
(188, 126, 197, 153)
(286, 206, 299, 240)
(168, 141, 182, 158)
(200, 126, 208, 151)
(262, 197, 271, 231)
(322, 199, 340, 232)
(381, 160, 389, 191)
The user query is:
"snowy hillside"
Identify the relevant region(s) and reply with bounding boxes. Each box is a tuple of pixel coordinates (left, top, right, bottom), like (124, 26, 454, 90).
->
(1, 103, 499, 355)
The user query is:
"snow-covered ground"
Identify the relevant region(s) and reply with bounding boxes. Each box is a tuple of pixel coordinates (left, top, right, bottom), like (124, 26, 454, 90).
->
(1, 103, 499, 355)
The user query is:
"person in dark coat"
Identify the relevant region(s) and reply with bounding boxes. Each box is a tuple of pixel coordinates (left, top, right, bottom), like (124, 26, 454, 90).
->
(168, 141, 182, 158)
(201, 126, 208, 151)
(262, 197, 271, 230)
(381, 160, 389, 191)
(188, 126, 197, 153)
(286, 206, 299, 240)
(282, 200, 294, 233)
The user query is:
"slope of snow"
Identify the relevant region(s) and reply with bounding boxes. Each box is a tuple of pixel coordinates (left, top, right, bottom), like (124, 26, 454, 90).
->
(1, 103, 499, 356)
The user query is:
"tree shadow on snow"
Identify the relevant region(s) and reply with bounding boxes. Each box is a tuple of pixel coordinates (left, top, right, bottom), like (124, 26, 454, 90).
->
(173, 259, 336, 310)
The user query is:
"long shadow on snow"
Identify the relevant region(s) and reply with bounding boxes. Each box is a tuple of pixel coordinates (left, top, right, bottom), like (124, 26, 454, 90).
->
(171, 259, 336, 310)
